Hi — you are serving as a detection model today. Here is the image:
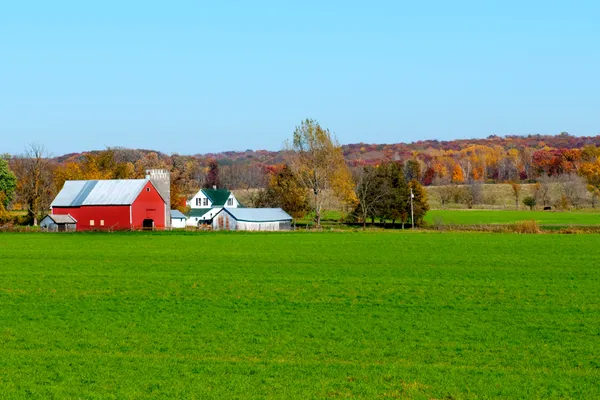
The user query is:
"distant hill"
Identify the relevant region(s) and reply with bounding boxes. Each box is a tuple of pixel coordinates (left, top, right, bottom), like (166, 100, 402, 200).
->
(50, 133, 600, 167)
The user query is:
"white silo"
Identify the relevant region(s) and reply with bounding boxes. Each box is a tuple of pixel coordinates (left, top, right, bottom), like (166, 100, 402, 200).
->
(146, 169, 171, 229)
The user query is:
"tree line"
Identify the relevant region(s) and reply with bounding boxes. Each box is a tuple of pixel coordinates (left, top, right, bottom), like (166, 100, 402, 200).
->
(0, 120, 430, 228)
(6, 126, 600, 227)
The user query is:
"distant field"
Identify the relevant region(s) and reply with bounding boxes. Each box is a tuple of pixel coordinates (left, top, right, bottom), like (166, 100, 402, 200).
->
(424, 209, 600, 226)
(425, 182, 596, 210)
(1, 232, 599, 398)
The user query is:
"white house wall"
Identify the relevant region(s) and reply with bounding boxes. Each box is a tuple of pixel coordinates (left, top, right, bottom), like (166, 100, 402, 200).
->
(225, 194, 240, 208)
(188, 190, 212, 208)
(171, 218, 187, 229)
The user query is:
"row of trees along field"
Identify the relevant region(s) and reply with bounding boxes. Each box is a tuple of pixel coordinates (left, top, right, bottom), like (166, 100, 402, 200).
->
(3, 130, 600, 226)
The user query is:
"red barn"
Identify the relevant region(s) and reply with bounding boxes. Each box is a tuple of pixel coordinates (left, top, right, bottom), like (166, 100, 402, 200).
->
(51, 179, 166, 231)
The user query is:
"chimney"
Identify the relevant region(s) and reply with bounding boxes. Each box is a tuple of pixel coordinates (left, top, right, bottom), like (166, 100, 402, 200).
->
(213, 185, 217, 190)
(146, 169, 171, 229)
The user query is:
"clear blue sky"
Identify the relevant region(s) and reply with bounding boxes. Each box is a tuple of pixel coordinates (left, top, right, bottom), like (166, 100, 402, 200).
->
(1, 1, 598, 156)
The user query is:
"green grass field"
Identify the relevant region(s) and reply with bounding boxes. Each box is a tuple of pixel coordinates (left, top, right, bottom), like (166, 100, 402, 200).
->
(1, 231, 599, 399)
(424, 209, 600, 226)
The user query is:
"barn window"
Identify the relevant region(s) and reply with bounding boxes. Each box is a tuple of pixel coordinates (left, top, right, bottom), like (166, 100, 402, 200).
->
(90, 220, 95, 226)
(146, 187, 150, 192)
(100, 220, 104, 226)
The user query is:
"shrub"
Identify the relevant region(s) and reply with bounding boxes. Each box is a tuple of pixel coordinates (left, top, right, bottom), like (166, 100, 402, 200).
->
(513, 220, 541, 234)
(523, 196, 536, 210)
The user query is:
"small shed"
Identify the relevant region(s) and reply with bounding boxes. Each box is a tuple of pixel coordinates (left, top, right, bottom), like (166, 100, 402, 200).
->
(40, 214, 77, 232)
(170, 210, 187, 229)
(212, 208, 292, 231)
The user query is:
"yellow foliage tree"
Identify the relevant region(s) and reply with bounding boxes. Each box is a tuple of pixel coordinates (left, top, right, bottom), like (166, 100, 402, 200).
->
(285, 119, 357, 227)
(451, 164, 464, 183)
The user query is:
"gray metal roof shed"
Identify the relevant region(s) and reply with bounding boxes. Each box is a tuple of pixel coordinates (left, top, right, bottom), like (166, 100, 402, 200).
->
(40, 214, 78, 232)
(220, 208, 292, 222)
(43, 214, 77, 224)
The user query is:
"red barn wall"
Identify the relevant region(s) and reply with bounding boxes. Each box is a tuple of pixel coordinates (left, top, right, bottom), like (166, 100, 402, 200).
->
(53, 206, 131, 231)
(131, 181, 166, 229)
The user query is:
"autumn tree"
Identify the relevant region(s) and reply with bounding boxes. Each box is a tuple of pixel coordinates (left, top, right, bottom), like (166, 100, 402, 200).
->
(451, 164, 464, 183)
(403, 159, 421, 182)
(557, 174, 588, 209)
(286, 119, 357, 227)
(253, 165, 309, 224)
(580, 159, 600, 188)
(422, 166, 435, 186)
(134, 152, 168, 177)
(533, 179, 551, 207)
(203, 159, 220, 189)
(436, 185, 454, 208)
(220, 163, 268, 189)
(510, 182, 521, 209)
(353, 166, 386, 229)
(409, 179, 429, 226)
(588, 185, 600, 208)
(54, 149, 137, 189)
(12, 144, 55, 225)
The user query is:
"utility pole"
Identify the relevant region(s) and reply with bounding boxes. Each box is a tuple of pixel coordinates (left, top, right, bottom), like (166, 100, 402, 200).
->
(410, 188, 415, 229)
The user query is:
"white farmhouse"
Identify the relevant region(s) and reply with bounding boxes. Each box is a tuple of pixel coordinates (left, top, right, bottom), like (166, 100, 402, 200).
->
(186, 188, 240, 227)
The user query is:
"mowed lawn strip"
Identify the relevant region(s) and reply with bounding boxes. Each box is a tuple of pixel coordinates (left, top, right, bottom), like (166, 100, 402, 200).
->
(0, 232, 598, 399)
(425, 209, 600, 226)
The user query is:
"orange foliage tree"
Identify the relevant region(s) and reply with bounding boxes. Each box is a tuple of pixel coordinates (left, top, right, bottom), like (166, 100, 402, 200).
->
(451, 164, 464, 183)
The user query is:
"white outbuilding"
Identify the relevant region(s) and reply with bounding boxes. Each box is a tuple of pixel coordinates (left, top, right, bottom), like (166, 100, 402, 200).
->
(170, 210, 187, 229)
(212, 208, 293, 231)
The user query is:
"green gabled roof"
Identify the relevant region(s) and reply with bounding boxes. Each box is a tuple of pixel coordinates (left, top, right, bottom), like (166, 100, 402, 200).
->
(186, 208, 214, 218)
(202, 189, 231, 206)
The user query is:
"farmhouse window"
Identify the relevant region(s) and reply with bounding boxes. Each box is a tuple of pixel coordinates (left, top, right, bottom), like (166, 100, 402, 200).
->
(90, 220, 95, 226)
(203, 198, 208, 206)
(227, 198, 233, 206)
(196, 198, 200, 206)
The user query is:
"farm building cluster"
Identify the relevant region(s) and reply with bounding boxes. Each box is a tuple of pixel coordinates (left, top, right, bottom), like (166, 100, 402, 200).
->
(44, 169, 292, 232)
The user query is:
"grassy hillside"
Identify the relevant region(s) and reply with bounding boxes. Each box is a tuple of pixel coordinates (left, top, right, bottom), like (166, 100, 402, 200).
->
(1, 232, 599, 398)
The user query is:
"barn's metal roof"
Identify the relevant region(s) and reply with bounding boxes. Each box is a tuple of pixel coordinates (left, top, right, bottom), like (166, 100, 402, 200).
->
(51, 179, 149, 207)
(223, 208, 292, 222)
(42, 214, 77, 224)
(170, 210, 187, 220)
